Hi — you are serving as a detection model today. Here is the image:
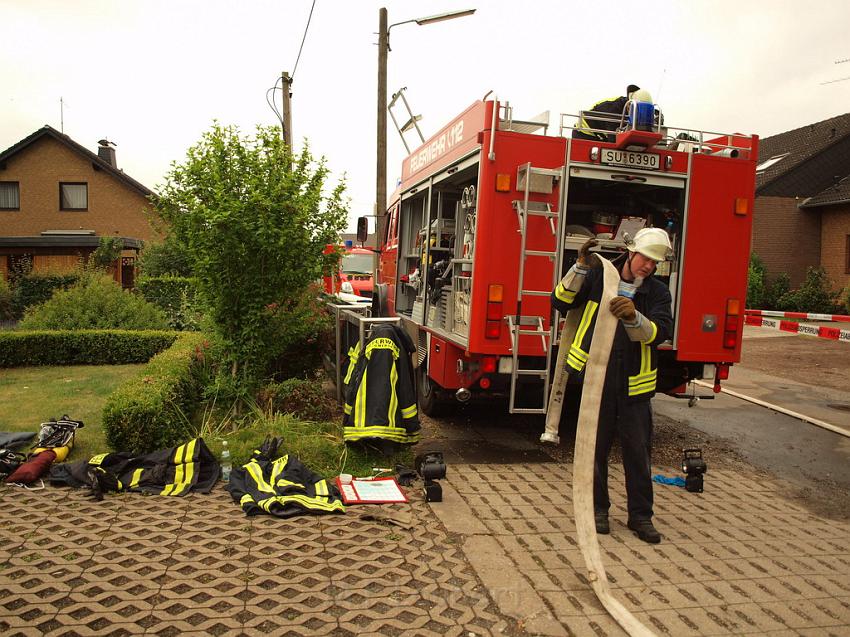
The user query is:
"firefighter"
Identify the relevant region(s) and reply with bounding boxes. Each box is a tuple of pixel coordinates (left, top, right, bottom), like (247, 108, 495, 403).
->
(573, 84, 641, 142)
(552, 228, 673, 544)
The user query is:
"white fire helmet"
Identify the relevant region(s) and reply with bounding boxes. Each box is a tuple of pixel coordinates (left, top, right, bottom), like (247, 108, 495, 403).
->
(628, 227, 672, 262)
(632, 88, 653, 104)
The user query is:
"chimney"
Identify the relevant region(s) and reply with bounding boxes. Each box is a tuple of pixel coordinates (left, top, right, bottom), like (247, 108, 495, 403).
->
(97, 138, 117, 168)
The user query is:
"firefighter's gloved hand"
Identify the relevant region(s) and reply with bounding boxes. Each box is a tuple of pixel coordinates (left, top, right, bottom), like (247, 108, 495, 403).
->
(577, 238, 600, 268)
(610, 297, 637, 322)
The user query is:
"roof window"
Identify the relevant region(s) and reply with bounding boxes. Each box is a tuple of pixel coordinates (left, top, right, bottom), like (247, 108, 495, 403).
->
(756, 153, 789, 173)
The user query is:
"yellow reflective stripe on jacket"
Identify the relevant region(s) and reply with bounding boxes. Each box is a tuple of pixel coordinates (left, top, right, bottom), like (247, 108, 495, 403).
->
(161, 439, 197, 496)
(401, 404, 417, 419)
(355, 368, 368, 426)
(245, 460, 276, 494)
(342, 425, 422, 443)
(343, 343, 360, 384)
(567, 301, 597, 371)
(365, 337, 400, 359)
(628, 369, 657, 396)
(640, 320, 658, 346)
(639, 341, 652, 375)
(387, 362, 399, 425)
(129, 468, 144, 489)
(343, 403, 352, 415)
(269, 454, 289, 487)
(258, 494, 345, 513)
(554, 281, 576, 303)
(240, 493, 255, 507)
(89, 453, 108, 466)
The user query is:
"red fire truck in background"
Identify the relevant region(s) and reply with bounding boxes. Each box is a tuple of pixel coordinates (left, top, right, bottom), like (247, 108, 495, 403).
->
(323, 243, 376, 299)
(367, 97, 757, 415)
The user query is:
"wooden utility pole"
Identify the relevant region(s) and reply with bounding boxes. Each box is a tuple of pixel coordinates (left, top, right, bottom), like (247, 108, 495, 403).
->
(281, 71, 293, 147)
(376, 8, 388, 249)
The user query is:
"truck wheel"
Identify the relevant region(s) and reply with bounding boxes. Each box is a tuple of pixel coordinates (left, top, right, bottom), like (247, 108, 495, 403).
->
(417, 360, 446, 417)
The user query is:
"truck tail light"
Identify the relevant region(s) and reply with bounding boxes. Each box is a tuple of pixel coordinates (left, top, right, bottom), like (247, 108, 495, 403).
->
(723, 298, 740, 349)
(716, 363, 730, 380)
(481, 356, 497, 373)
(495, 173, 511, 192)
(485, 285, 503, 339)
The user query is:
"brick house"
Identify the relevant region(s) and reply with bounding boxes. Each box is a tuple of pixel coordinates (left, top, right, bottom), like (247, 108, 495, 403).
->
(0, 125, 158, 288)
(753, 113, 850, 291)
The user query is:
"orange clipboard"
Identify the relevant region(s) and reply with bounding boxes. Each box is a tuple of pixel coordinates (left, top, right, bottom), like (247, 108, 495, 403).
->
(335, 476, 408, 504)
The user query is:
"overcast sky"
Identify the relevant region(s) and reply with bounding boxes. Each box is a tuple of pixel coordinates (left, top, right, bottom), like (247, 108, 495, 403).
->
(3, 0, 849, 232)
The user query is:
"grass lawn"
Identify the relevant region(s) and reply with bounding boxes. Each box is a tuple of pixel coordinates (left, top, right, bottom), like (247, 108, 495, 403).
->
(0, 364, 144, 462)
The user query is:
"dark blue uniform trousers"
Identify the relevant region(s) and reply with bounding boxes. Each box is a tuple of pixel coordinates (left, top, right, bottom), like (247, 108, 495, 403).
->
(593, 350, 654, 521)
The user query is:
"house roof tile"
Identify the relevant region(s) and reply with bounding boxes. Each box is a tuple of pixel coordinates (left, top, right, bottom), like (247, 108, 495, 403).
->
(756, 112, 850, 192)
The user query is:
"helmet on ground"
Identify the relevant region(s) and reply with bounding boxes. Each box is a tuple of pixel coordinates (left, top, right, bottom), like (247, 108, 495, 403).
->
(632, 88, 653, 104)
(626, 84, 640, 96)
(628, 227, 672, 262)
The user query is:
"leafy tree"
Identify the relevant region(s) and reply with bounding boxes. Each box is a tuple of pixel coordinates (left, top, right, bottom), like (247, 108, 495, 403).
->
(92, 236, 123, 270)
(138, 235, 194, 277)
(154, 124, 347, 398)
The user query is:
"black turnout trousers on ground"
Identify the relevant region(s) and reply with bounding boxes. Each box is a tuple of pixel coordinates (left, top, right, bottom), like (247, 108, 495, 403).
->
(593, 349, 654, 521)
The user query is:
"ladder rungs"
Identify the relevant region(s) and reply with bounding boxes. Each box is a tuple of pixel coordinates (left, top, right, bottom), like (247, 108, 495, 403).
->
(525, 250, 556, 257)
(515, 329, 548, 336)
(526, 210, 559, 217)
(521, 290, 551, 297)
(511, 407, 547, 414)
(516, 369, 548, 377)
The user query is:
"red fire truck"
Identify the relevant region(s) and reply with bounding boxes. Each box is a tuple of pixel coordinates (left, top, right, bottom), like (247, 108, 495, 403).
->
(369, 97, 757, 415)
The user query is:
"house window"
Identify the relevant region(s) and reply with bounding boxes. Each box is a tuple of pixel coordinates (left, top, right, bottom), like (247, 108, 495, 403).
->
(0, 182, 19, 209)
(60, 182, 88, 210)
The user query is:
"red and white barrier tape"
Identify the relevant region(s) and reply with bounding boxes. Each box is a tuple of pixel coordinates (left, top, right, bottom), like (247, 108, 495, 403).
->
(745, 315, 850, 342)
(746, 309, 850, 323)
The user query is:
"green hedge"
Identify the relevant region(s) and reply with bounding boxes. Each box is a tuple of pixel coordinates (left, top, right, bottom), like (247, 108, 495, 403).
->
(0, 330, 179, 367)
(13, 273, 78, 317)
(103, 332, 206, 453)
(136, 275, 200, 330)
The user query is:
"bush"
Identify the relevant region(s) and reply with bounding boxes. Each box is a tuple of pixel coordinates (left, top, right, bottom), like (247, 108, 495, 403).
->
(0, 277, 14, 321)
(137, 275, 201, 331)
(258, 375, 336, 422)
(777, 267, 842, 314)
(19, 272, 168, 330)
(265, 286, 335, 379)
(747, 253, 766, 309)
(843, 286, 850, 314)
(763, 272, 790, 310)
(12, 273, 78, 317)
(137, 236, 193, 278)
(0, 330, 178, 367)
(103, 332, 207, 453)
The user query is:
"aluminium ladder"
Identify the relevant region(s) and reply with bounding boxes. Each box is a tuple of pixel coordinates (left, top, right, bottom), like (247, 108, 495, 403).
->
(507, 162, 566, 414)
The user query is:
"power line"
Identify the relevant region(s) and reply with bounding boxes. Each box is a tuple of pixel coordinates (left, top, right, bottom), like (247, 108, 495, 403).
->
(291, 0, 317, 81)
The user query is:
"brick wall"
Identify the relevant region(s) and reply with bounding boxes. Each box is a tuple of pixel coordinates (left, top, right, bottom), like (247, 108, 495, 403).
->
(0, 135, 156, 241)
(820, 203, 850, 293)
(752, 196, 821, 287)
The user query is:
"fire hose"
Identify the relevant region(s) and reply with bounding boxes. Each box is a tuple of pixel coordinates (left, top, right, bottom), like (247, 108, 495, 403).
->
(543, 256, 656, 637)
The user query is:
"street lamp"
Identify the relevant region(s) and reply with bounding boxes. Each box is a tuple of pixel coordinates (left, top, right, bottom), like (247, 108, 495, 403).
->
(375, 7, 475, 248)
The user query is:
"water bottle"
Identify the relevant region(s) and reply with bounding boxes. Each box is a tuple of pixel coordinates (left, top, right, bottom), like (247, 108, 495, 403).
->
(220, 441, 232, 483)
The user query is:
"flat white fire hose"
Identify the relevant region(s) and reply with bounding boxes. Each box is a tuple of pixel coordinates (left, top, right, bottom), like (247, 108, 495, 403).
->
(544, 257, 656, 637)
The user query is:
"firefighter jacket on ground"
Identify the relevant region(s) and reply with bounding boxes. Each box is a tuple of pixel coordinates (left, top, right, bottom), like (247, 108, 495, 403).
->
(225, 437, 345, 518)
(552, 262, 673, 401)
(48, 438, 219, 496)
(574, 95, 628, 142)
(342, 323, 421, 445)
